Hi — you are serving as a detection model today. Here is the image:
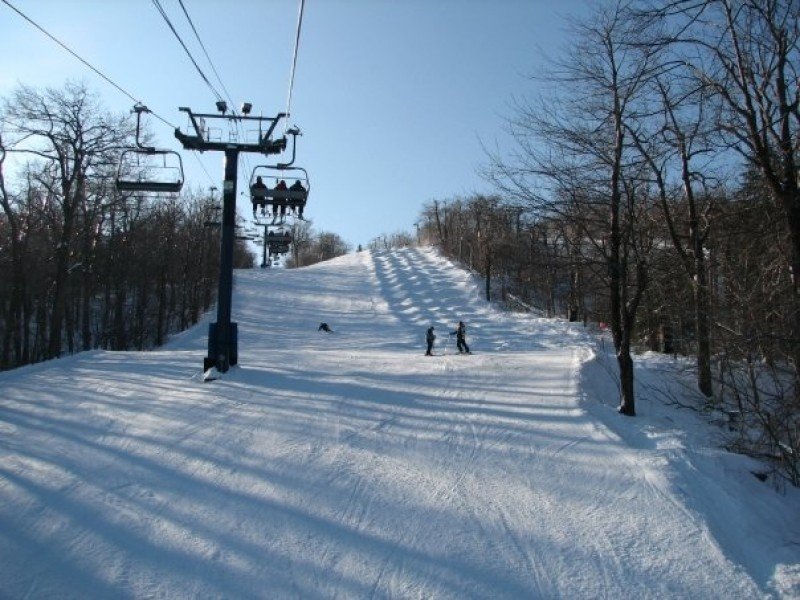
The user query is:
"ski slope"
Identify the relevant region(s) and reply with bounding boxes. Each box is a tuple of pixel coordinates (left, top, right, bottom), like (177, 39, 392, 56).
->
(0, 247, 798, 598)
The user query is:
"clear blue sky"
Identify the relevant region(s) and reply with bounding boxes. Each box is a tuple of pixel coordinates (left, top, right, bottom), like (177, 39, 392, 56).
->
(0, 0, 589, 249)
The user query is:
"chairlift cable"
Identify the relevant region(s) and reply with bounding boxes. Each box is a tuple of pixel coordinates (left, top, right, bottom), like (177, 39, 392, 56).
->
(5, 0, 268, 193)
(151, 0, 225, 104)
(176, 0, 237, 114)
(191, 152, 216, 187)
(284, 0, 305, 133)
(0, 0, 177, 130)
(0, 0, 139, 104)
(173, 0, 252, 187)
(2, 0, 215, 190)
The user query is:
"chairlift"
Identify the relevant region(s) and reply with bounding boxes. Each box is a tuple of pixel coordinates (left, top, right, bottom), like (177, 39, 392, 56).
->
(116, 104, 185, 194)
(249, 165, 310, 219)
(266, 229, 293, 255)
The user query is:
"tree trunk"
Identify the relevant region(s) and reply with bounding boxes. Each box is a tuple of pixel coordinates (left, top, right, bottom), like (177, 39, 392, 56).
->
(617, 342, 636, 416)
(113, 287, 127, 351)
(81, 274, 92, 352)
(21, 287, 31, 365)
(48, 235, 70, 358)
(156, 270, 167, 347)
(609, 93, 636, 416)
(65, 288, 75, 355)
(694, 262, 713, 398)
(7, 242, 25, 366)
(785, 197, 800, 396)
(485, 253, 491, 302)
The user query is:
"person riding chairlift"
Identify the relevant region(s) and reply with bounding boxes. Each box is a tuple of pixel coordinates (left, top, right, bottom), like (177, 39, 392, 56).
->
(274, 180, 288, 218)
(289, 179, 306, 218)
(251, 176, 268, 216)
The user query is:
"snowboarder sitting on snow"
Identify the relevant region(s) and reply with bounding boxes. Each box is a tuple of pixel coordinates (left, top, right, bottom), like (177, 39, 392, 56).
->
(318, 322, 333, 333)
(425, 326, 436, 356)
(449, 321, 470, 354)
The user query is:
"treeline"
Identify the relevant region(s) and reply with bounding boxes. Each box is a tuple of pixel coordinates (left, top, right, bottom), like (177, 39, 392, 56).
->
(0, 82, 252, 371)
(366, 231, 416, 252)
(419, 0, 798, 484)
(283, 220, 350, 268)
(419, 182, 791, 382)
(421, 185, 797, 484)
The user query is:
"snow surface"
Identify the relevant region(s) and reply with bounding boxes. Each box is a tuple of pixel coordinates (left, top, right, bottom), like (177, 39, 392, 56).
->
(0, 246, 798, 599)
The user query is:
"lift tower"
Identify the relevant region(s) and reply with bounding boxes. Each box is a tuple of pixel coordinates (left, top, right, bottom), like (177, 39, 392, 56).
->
(175, 104, 287, 373)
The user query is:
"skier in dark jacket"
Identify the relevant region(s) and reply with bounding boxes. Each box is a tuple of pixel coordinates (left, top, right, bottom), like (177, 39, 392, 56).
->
(450, 321, 470, 354)
(425, 326, 436, 356)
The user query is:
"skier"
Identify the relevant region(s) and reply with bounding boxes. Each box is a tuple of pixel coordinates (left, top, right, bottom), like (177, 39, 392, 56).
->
(449, 320, 470, 354)
(318, 322, 333, 333)
(425, 326, 436, 356)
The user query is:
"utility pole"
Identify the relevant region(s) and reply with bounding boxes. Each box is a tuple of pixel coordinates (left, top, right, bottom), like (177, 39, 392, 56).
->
(175, 102, 287, 373)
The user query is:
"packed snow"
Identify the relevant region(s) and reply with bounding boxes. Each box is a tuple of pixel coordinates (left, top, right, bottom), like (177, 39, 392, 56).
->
(0, 247, 798, 598)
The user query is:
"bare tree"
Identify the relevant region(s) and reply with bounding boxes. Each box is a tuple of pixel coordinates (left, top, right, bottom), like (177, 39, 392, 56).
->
(286, 219, 313, 268)
(648, 0, 800, 391)
(712, 171, 799, 483)
(283, 222, 349, 268)
(0, 82, 230, 367)
(488, 2, 660, 415)
(0, 130, 26, 365)
(626, 61, 720, 396)
(2, 82, 130, 358)
(317, 231, 350, 262)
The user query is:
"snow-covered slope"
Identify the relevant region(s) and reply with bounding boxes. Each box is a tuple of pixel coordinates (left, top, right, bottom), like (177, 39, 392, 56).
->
(0, 247, 797, 598)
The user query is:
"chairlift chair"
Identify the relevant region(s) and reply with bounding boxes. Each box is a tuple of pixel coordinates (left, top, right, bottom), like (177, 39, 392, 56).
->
(116, 104, 185, 195)
(266, 230, 293, 243)
(249, 165, 310, 219)
(266, 229, 293, 255)
(116, 148, 185, 193)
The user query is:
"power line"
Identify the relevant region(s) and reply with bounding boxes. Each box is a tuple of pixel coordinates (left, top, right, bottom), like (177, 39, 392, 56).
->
(2, 0, 263, 191)
(149, 1, 228, 190)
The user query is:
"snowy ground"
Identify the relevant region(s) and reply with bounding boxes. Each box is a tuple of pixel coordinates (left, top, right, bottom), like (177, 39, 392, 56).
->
(0, 247, 798, 599)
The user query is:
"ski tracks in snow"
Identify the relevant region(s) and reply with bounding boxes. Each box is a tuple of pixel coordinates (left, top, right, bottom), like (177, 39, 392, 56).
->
(330, 250, 589, 596)
(0, 247, 770, 599)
